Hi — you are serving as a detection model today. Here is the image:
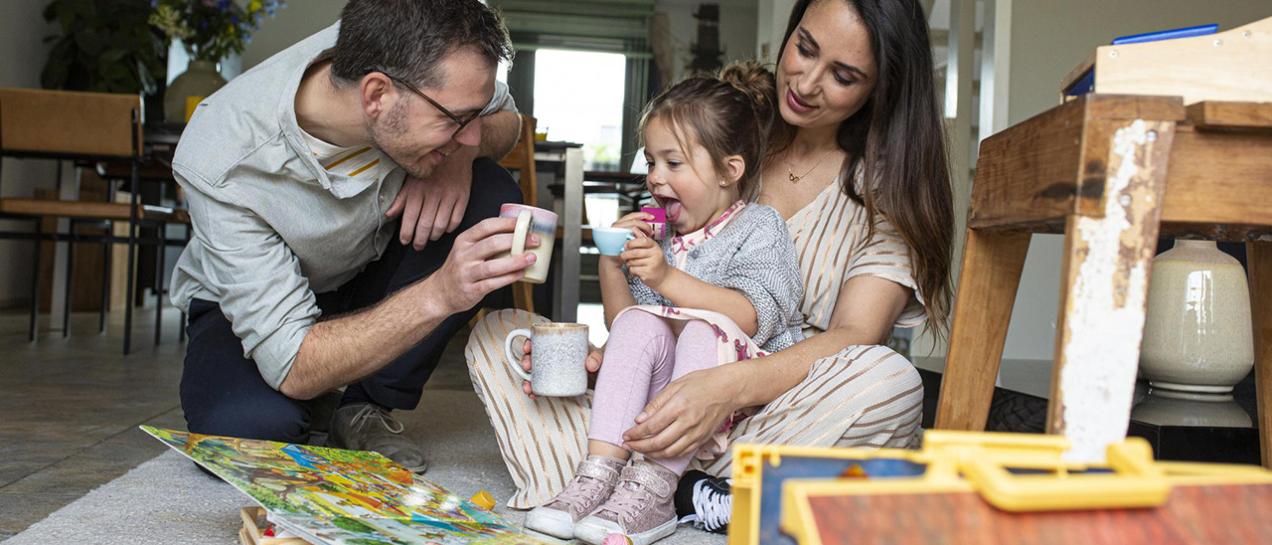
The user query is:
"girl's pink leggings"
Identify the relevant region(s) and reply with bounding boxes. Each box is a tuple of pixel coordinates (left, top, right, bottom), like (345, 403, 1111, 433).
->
(589, 310, 719, 474)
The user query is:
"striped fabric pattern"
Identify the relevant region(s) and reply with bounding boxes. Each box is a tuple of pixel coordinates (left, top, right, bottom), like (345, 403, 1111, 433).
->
(323, 146, 382, 177)
(465, 310, 924, 508)
(787, 170, 926, 336)
(301, 130, 395, 181)
(465, 310, 591, 507)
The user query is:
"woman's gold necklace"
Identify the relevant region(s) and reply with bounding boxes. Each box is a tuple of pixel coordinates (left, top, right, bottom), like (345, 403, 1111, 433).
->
(787, 150, 835, 183)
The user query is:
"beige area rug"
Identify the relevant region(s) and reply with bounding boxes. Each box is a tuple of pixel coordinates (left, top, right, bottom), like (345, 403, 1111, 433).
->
(2, 389, 724, 545)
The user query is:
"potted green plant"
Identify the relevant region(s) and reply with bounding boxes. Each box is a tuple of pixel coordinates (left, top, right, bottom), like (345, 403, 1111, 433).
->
(149, 0, 283, 122)
(41, 0, 168, 96)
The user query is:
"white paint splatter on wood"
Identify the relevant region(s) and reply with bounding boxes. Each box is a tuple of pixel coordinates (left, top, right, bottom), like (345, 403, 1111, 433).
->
(1059, 119, 1171, 462)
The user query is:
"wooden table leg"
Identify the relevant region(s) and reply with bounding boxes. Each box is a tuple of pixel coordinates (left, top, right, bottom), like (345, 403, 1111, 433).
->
(935, 228, 1031, 431)
(1248, 240, 1272, 468)
(513, 282, 535, 314)
(1047, 120, 1175, 462)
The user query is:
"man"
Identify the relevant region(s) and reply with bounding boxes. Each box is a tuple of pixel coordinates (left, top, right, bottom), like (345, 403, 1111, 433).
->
(170, 0, 535, 473)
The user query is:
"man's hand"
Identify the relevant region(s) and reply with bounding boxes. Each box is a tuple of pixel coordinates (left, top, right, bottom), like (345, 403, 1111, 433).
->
(386, 147, 477, 250)
(434, 217, 538, 314)
(621, 235, 670, 289)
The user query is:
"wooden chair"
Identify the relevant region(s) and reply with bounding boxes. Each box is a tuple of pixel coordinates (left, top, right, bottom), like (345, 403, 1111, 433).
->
(497, 113, 539, 314)
(0, 87, 188, 354)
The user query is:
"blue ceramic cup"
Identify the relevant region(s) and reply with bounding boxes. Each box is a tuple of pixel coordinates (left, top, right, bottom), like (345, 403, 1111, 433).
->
(593, 227, 635, 256)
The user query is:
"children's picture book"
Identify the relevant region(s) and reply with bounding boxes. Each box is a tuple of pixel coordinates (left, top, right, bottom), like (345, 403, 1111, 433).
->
(142, 426, 551, 545)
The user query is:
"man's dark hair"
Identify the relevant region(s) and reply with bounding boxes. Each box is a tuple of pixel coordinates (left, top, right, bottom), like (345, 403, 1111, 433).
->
(331, 0, 512, 88)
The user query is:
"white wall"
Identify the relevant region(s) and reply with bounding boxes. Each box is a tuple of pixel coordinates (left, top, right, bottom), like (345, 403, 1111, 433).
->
(241, 1, 347, 70)
(755, 0, 795, 63)
(656, 0, 760, 81)
(0, 0, 58, 308)
(1001, 1, 1271, 360)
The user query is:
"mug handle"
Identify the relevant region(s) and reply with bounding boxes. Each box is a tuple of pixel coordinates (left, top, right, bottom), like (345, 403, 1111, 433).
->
(503, 328, 533, 381)
(510, 209, 532, 256)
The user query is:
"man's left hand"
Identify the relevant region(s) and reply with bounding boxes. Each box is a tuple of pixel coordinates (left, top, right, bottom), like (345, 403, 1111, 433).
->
(386, 149, 475, 250)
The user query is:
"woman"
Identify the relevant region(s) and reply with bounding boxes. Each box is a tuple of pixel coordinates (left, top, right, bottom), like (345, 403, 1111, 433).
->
(464, 0, 953, 530)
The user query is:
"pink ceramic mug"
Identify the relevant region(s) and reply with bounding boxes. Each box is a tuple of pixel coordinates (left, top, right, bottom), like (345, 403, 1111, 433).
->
(500, 203, 557, 284)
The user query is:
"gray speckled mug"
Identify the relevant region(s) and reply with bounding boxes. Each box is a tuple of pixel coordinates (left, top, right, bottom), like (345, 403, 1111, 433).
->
(503, 323, 589, 397)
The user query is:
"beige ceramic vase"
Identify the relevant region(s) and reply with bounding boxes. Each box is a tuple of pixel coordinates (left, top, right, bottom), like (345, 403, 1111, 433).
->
(164, 60, 227, 123)
(1139, 240, 1254, 394)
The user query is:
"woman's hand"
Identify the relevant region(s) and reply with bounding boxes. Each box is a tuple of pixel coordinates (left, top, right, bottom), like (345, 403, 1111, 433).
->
(621, 235, 671, 289)
(519, 339, 604, 399)
(622, 365, 742, 459)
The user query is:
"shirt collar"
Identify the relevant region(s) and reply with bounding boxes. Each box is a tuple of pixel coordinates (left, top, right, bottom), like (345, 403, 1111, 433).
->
(669, 200, 747, 261)
(275, 22, 396, 199)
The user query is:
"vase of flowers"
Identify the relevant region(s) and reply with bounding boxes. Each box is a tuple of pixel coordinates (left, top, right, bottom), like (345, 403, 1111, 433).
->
(150, 0, 283, 122)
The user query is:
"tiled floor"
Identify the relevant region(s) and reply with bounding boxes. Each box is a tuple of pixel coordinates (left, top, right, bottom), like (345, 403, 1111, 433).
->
(0, 305, 478, 539)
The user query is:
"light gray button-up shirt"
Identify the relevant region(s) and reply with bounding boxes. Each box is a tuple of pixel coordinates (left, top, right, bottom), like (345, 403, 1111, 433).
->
(169, 22, 517, 389)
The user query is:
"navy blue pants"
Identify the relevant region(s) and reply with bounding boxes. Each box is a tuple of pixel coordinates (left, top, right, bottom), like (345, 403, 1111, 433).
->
(180, 158, 522, 443)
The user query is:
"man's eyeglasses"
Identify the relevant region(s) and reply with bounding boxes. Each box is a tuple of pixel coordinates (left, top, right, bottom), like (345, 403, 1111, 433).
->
(371, 70, 481, 139)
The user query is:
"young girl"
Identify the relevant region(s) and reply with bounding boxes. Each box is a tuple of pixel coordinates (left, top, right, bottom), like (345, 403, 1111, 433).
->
(525, 62, 804, 545)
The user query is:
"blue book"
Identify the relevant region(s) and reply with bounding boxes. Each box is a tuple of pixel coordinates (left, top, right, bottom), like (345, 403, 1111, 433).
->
(1112, 23, 1218, 45)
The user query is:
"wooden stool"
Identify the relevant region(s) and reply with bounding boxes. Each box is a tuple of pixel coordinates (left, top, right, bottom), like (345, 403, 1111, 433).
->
(934, 94, 1272, 466)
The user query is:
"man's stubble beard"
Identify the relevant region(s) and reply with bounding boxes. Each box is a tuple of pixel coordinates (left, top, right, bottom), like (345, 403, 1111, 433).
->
(368, 101, 435, 179)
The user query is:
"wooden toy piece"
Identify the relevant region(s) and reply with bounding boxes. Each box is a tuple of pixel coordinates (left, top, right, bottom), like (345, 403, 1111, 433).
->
(239, 507, 311, 545)
(1060, 15, 1272, 105)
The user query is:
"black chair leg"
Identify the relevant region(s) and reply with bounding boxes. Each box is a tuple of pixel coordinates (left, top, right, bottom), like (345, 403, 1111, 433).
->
(154, 226, 165, 346)
(29, 221, 41, 342)
(63, 227, 74, 338)
(123, 221, 136, 355)
(99, 231, 109, 334)
(178, 223, 191, 344)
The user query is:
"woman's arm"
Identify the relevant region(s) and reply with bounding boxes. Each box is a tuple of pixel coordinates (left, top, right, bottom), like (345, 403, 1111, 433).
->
(622, 274, 911, 458)
(733, 274, 910, 405)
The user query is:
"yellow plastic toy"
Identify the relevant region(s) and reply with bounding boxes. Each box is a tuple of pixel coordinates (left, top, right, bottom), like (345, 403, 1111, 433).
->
(468, 489, 496, 511)
(728, 430, 1272, 545)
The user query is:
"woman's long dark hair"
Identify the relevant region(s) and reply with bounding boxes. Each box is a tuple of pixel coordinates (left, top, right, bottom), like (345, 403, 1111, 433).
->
(773, 0, 953, 339)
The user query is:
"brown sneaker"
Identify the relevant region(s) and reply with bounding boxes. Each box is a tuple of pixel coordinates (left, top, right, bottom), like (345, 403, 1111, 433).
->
(328, 403, 426, 473)
(524, 456, 625, 539)
(574, 460, 679, 545)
